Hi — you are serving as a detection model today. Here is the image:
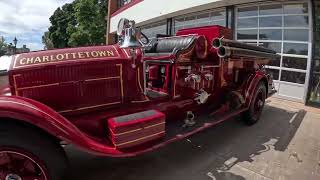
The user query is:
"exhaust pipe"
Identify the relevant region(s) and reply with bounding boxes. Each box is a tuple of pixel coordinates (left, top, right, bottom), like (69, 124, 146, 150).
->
(217, 46, 280, 60)
(217, 46, 230, 58)
(212, 38, 222, 49)
(212, 38, 276, 54)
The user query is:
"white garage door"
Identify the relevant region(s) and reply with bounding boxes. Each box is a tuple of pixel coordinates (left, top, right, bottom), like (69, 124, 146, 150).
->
(235, 1, 312, 102)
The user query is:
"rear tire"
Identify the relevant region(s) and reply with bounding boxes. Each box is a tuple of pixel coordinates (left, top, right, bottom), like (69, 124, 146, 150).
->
(0, 121, 68, 180)
(242, 82, 266, 125)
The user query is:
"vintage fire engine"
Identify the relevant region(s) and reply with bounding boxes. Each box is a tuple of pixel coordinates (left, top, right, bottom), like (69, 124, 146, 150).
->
(0, 18, 278, 180)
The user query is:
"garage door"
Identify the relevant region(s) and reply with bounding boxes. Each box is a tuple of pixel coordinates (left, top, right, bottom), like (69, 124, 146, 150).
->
(235, 1, 312, 102)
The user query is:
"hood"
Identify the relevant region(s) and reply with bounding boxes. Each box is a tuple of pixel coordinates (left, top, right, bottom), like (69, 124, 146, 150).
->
(9, 45, 127, 71)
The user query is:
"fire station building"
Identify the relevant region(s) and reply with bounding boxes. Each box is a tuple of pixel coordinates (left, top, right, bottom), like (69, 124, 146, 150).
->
(106, 0, 320, 107)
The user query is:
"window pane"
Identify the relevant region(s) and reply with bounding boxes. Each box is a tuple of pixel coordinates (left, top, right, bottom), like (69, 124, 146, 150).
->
(260, 16, 282, 27)
(282, 56, 307, 70)
(258, 42, 282, 53)
(174, 18, 184, 27)
(184, 16, 196, 26)
(283, 43, 308, 55)
(284, 15, 309, 27)
(238, 6, 258, 17)
(142, 21, 167, 38)
(211, 20, 226, 27)
(260, 4, 282, 15)
(266, 68, 279, 80)
(237, 29, 258, 40)
(284, 3, 308, 14)
(280, 70, 306, 84)
(238, 18, 258, 28)
(197, 13, 210, 25)
(284, 29, 309, 41)
(259, 29, 282, 40)
(210, 11, 226, 21)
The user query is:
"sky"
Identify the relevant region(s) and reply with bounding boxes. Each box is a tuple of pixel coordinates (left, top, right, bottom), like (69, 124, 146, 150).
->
(0, 0, 73, 51)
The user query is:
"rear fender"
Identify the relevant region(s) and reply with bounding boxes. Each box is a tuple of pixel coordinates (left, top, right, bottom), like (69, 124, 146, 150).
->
(244, 71, 268, 107)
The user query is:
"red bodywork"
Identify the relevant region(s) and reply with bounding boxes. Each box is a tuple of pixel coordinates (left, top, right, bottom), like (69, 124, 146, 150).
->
(0, 26, 274, 157)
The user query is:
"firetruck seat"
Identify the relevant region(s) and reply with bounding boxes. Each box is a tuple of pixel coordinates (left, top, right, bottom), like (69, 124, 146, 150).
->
(144, 36, 196, 57)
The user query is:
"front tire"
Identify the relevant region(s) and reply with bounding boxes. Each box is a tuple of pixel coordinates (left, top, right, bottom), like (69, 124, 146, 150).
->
(0, 121, 68, 180)
(242, 82, 266, 125)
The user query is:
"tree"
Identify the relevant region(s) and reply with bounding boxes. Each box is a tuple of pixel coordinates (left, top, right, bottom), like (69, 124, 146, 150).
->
(48, 2, 77, 48)
(42, 31, 54, 50)
(68, 0, 107, 47)
(0, 37, 8, 56)
(44, 0, 107, 49)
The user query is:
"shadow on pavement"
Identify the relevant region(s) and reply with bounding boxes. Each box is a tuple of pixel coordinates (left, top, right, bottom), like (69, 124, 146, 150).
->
(66, 105, 306, 180)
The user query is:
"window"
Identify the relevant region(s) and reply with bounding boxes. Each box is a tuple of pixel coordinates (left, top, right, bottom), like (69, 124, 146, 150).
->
(117, 0, 132, 8)
(173, 9, 226, 34)
(141, 21, 167, 39)
(236, 2, 310, 87)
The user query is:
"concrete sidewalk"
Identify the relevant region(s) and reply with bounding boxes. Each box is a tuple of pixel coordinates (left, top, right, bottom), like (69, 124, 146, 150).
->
(66, 97, 320, 180)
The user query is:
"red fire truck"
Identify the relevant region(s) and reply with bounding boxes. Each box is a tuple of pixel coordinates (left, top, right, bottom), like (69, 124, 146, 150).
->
(0, 18, 278, 180)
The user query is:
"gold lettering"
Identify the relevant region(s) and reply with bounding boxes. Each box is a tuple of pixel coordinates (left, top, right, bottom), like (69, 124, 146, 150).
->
(107, 51, 114, 57)
(91, 51, 99, 57)
(78, 52, 85, 58)
(97, 51, 106, 57)
(26, 57, 33, 64)
(50, 55, 56, 61)
(43, 56, 49, 62)
(34, 57, 41, 63)
(56, 54, 64, 61)
(71, 53, 77, 59)
(20, 58, 26, 65)
(64, 53, 71, 60)
(84, 51, 90, 58)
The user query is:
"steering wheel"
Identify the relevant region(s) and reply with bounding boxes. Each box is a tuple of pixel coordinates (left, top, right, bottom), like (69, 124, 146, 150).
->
(138, 31, 150, 46)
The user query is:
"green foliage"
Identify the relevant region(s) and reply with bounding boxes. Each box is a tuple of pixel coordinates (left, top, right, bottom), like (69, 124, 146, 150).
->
(0, 37, 8, 56)
(45, 0, 107, 49)
(42, 31, 54, 50)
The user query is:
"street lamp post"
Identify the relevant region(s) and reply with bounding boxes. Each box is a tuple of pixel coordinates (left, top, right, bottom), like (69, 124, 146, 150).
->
(13, 37, 17, 54)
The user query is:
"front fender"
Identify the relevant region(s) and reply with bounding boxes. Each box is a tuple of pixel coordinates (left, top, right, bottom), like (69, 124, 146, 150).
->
(0, 96, 121, 156)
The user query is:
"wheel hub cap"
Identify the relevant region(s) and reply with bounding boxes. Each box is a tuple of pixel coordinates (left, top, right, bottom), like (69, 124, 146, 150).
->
(5, 174, 22, 180)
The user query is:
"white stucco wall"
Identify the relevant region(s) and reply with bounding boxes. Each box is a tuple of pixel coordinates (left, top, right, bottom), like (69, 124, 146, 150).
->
(109, 0, 263, 33)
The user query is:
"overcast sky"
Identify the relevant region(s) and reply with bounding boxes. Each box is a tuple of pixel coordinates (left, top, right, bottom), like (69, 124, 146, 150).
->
(0, 0, 73, 51)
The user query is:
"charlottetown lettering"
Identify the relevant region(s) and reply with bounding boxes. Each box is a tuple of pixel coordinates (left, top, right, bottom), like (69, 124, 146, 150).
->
(18, 50, 115, 66)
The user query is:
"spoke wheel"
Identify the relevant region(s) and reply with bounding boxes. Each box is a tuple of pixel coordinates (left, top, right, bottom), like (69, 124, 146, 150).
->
(242, 82, 266, 125)
(0, 148, 48, 180)
(0, 122, 68, 180)
(253, 90, 264, 120)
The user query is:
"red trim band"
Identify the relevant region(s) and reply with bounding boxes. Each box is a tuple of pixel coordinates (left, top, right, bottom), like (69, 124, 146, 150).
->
(111, 0, 143, 17)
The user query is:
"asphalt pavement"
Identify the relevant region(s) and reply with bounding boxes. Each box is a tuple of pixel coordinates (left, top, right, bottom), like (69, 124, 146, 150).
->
(66, 98, 320, 180)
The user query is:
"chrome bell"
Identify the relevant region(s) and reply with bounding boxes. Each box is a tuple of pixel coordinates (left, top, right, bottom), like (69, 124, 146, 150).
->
(120, 28, 141, 49)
